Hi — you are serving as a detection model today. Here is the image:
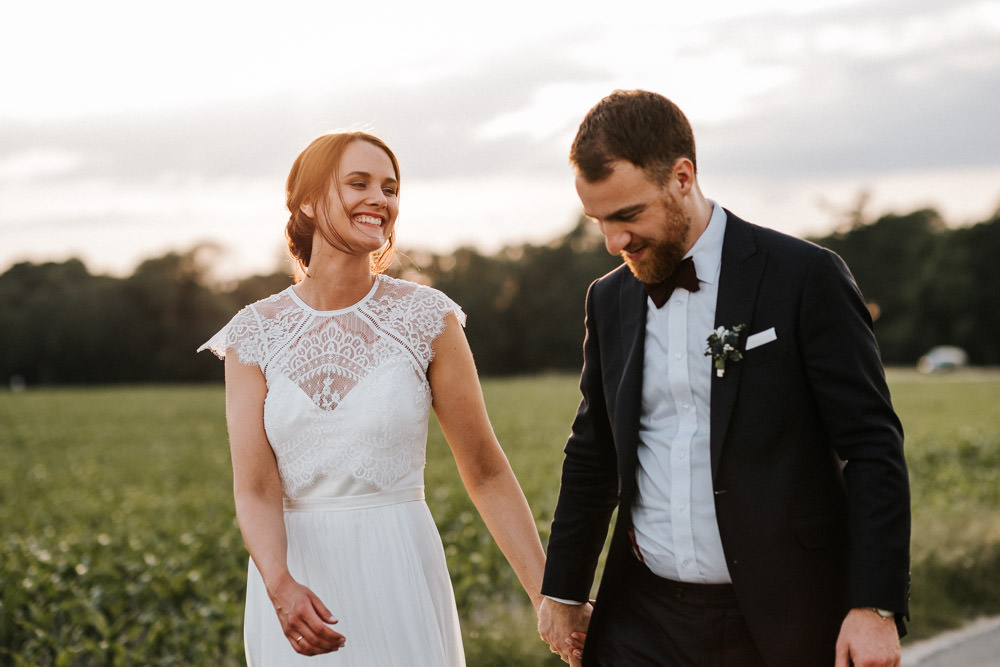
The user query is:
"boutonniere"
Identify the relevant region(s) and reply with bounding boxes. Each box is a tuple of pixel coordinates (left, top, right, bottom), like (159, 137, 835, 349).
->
(705, 324, 746, 378)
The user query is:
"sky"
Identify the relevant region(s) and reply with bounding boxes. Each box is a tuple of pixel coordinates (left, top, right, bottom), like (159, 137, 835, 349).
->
(2, 0, 999, 279)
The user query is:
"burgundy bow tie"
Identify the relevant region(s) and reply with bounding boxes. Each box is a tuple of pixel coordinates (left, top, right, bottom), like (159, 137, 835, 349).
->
(644, 257, 700, 308)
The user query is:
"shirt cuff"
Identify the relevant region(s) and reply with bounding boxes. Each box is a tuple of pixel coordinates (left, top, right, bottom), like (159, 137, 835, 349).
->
(544, 595, 584, 605)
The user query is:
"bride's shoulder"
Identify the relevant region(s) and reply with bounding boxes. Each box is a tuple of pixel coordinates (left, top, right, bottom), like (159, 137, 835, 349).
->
(377, 274, 450, 303)
(199, 287, 294, 360)
(375, 275, 464, 322)
(240, 286, 297, 318)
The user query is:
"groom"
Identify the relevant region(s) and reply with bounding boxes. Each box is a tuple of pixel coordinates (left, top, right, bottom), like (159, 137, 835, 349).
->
(538, 90, 910, 666)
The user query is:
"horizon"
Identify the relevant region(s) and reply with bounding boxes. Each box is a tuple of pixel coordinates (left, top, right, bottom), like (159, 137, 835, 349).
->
(3, 195, 990, 282)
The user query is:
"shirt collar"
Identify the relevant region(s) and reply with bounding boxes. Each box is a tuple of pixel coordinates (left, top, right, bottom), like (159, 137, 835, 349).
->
(685, 200, 726, 286)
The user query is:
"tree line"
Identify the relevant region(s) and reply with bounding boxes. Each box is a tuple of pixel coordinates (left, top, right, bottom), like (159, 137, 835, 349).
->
(2, 205, 998, 386)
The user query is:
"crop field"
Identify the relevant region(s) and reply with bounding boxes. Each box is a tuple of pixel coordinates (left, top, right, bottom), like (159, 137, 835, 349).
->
(2, 370, 999, 665)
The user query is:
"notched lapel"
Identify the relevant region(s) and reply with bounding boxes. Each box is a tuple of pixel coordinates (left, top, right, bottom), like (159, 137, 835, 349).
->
(616, 273, 647, 478)
(619, 274, 646, 379)
(711, 214, 767, 477)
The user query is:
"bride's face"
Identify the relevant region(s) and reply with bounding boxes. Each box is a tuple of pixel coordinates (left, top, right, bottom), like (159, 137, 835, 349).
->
(305, 140, 399, 256)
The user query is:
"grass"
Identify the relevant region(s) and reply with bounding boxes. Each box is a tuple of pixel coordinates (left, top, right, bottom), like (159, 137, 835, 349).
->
(1, 369, 998, 664)
(885, 369, 1000, 637)
(0, 386, 247, 666)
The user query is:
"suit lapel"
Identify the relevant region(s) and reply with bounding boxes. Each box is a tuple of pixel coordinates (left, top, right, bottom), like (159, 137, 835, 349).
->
(616, 272, 647, 494)
(710, 212, 766, 477)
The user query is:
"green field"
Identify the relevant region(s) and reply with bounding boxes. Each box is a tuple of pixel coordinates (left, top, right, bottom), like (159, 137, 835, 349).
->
(2, 371, 999, 665)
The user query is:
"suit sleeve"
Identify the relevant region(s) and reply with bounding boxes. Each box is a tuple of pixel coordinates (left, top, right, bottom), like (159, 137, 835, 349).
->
(541, 282, 621, 602)
(799, 248, 910, 620)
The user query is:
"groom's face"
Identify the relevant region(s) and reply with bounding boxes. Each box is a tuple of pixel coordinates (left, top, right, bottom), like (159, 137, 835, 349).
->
(575, 160, 691, 284)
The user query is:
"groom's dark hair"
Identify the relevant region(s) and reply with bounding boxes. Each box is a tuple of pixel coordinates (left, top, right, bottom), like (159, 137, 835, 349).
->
(570, 89, 697, 186)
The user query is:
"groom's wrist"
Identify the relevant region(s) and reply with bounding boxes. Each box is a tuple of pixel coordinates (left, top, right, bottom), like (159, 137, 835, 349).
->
(544, 595, 585, 606)
(867, 607, 894, 620)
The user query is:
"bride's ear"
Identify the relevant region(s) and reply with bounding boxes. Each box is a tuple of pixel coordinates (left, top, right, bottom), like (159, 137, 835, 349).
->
(300, 201, 315, 218)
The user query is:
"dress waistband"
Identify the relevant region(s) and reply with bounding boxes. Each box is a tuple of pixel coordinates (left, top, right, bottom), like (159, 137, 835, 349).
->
(283, 486, 425, 512)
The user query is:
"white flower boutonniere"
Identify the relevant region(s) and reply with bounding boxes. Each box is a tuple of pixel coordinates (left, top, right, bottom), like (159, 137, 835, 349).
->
(705, 324, 746, 378)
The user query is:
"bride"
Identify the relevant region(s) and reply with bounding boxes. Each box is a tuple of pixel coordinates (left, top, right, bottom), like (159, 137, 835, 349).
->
(200, 131, 545, 665)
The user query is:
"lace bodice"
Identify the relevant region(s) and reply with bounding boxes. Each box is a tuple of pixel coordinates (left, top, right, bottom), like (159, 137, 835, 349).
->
(200, 275, 465, 498)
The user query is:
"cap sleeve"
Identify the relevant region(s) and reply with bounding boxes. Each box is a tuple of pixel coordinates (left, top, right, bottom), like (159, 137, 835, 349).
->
(196, 305, 265, 367)
(432, 289, 466, 330)
(419, 286, 466, 340)
(416, 286, 466, 367)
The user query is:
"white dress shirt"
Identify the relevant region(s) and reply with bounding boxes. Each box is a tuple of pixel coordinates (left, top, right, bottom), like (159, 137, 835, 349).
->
(631, 201, 731, 583)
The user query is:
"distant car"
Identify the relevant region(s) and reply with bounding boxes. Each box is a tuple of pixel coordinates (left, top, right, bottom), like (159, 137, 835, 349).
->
(917, 346, 968, 374)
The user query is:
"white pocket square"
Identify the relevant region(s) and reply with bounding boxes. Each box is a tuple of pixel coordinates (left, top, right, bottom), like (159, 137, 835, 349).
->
(746, 327, 777, 350)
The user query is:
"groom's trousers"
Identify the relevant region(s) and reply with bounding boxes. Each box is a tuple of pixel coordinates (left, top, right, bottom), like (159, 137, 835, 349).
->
(585, 553, 767, 667)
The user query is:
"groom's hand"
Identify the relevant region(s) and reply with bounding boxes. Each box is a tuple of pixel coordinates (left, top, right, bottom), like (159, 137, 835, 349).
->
(834, 607, 900, 667)
(538, 597, 592, 664)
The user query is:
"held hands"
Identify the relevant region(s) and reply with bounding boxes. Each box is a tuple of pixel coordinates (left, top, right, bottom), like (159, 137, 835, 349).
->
(538, 597, 592, 665)
(268, 574, 346, 656)
(834, 607, 900, 667)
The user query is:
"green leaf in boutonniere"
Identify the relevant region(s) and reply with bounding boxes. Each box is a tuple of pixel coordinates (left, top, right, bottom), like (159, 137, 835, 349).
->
(705, 324, 746, 378)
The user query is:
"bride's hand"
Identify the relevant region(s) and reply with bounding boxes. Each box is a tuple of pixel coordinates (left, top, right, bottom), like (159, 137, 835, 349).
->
(269, 575, 346, 655)
(567, 628, 587, 660)
(565, 601, 592, 663)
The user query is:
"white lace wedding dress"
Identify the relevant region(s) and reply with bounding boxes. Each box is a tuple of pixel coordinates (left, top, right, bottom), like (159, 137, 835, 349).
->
(200, 274, 467, 666)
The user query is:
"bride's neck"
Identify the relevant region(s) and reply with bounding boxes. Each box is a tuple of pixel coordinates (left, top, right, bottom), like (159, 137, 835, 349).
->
(296, 254, 375, 311)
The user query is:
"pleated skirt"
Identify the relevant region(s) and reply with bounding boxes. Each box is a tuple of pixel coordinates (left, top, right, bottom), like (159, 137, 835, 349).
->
(243, 488, 465, 666)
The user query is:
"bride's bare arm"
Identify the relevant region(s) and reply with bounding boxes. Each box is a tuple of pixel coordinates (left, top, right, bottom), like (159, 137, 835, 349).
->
(224, 355, 346, 655)
(428, 314, 547, 612)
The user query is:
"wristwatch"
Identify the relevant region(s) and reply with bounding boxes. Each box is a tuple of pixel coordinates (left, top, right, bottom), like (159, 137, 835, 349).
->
(870, 607, 894, 619)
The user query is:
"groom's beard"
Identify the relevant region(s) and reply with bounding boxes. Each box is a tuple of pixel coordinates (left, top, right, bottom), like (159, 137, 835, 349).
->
(622, 197, 691, 284)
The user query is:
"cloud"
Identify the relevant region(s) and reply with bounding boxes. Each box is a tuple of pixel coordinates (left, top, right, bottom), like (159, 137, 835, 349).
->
(10, 0, 995, 194)
(3, 0, 998, 277)
(696, 0, 1000, 179)
(0, 45, 605, 193)
(0, 43, 606, 274)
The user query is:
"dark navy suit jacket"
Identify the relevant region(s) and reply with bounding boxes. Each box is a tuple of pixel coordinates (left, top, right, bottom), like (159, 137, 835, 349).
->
(541, 211, 910, 665)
